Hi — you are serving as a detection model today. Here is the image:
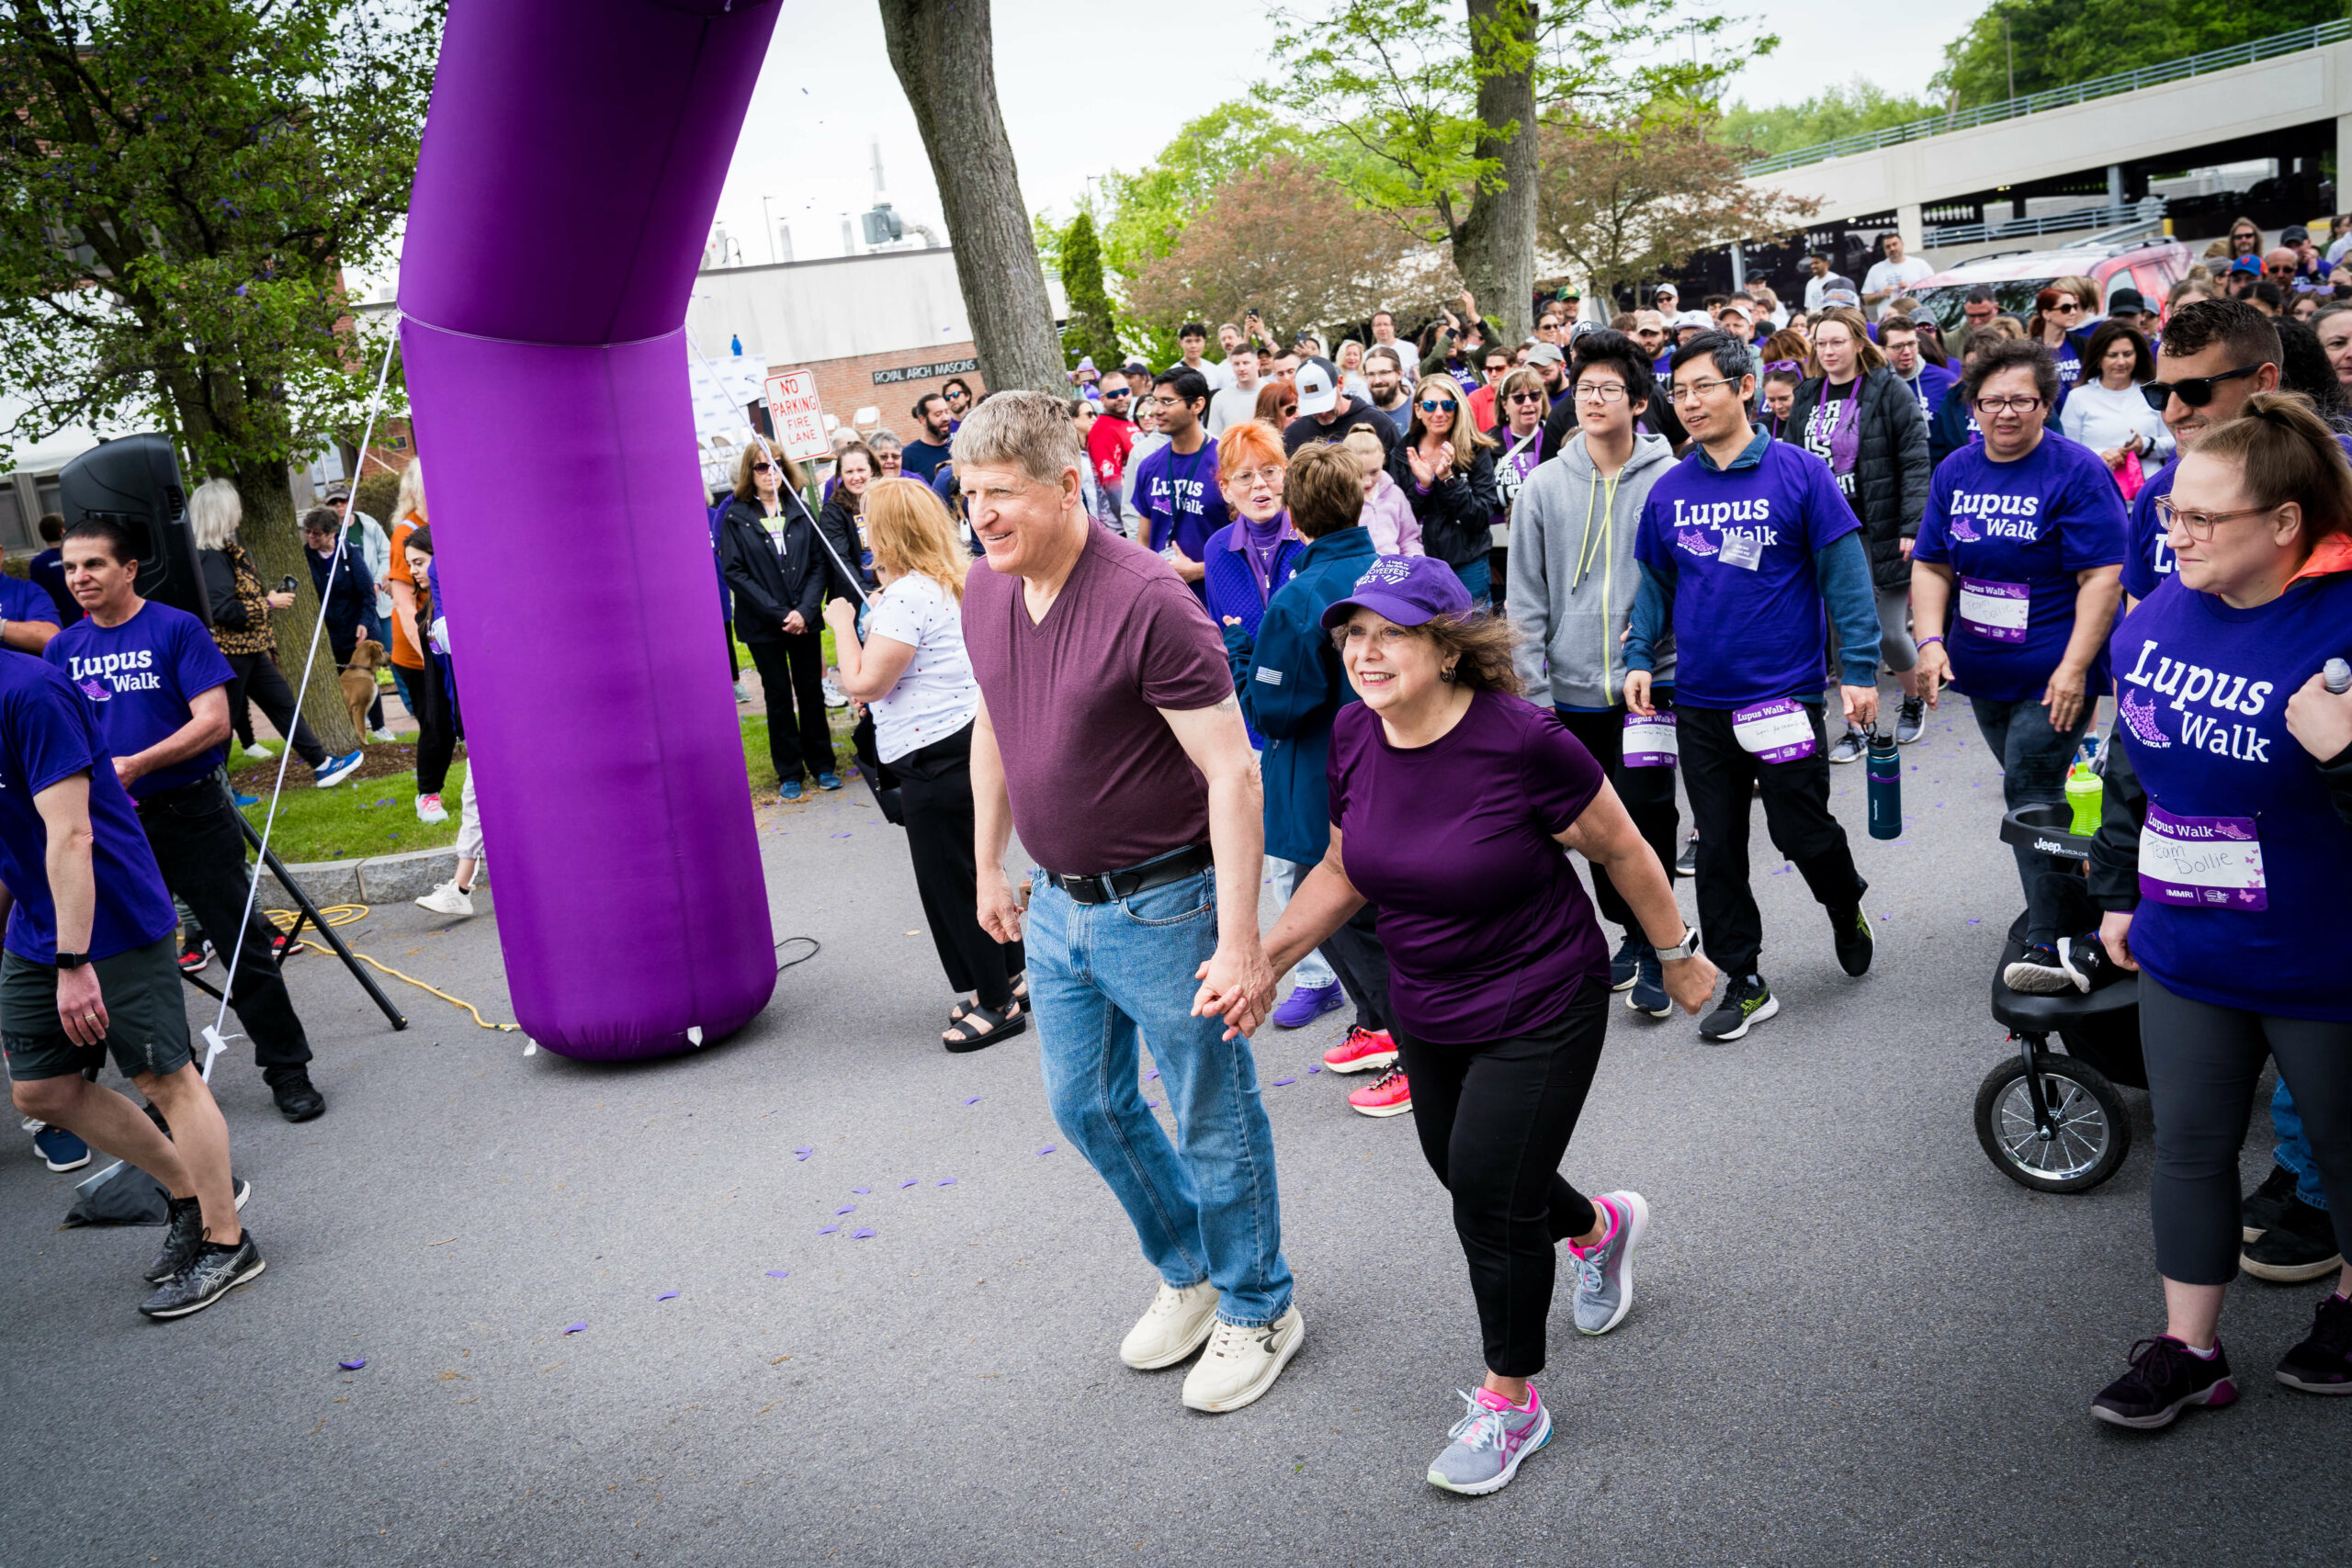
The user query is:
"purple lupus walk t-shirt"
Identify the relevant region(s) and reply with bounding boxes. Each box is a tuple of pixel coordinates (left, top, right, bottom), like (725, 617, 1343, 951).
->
(1328, 691, 1609, 1043)
(1912, 434, 2126, 704)
(962, 527, 1233, 876)
(45, 602, 237, 799)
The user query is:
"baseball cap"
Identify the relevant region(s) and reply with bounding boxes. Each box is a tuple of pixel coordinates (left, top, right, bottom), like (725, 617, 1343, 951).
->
(1822, 288, 1860, 310)
(1319, 555, 1473, 630)
(2106, 286, 2147, 316)
(1295, 356, 1341, 416)
(1525, 342, 1566, 367)
(323, 483, 351, 502)
(2231, 255, 2263, 275)
(1655, 283, 1679, 298)
(2283, 225, 2311, 245)
(1677, 309, 1716, 329)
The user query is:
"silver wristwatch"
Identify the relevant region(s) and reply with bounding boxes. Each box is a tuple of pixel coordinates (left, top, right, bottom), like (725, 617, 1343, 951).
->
(1655, 927, 1700, 963)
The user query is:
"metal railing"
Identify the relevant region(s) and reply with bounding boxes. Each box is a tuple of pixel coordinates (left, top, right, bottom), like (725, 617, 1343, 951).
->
(1923, 197, 2167, 248)
(1745, 20, 2352, 176)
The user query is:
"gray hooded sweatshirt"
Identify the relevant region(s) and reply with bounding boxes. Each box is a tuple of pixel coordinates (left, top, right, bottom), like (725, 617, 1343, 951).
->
(1507, 428, 1677, 708)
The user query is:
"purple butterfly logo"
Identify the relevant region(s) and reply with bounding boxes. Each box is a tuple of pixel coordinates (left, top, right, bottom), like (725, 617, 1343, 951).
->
(1947, 516, 1982, 543)
(76, 679, 110, 704)
(2117, 687, 2169, 749)
(2235, 888, 2261, 906)
(1675, 527, 1718, 557)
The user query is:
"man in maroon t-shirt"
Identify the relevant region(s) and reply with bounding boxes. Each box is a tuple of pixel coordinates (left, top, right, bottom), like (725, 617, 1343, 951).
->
(957, 390, 1302, 1416)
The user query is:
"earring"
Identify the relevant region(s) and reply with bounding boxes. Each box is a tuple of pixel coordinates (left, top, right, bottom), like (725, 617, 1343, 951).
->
(1440, 663, 1458, 683)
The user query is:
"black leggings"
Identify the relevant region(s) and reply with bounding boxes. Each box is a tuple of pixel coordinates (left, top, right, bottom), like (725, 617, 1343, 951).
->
(1392, 986, 1609, 1378)
(407, 652, 457, 796)
(2141, 975, 2352, 1286)
(1317, 902, 1392, 1032)
(222, 651, 325, 768)
(1553, 702, 1682, 931)
(891, 722, 1023, 1010)
(744, 631, 835, 785)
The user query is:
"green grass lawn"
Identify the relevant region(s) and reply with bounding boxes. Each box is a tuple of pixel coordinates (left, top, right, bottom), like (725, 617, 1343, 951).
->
(235, 707, 857, 863)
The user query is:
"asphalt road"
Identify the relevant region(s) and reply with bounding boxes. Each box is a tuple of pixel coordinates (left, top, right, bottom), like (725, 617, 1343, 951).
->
(1, 699, 2337, 1568)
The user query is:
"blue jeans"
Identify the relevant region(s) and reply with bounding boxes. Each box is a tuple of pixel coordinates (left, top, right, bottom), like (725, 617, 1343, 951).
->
(1023, 863, 1294, 1326)
(2274, 1078, 2331, 1212)
(1451, 556, 1491, 607)
(1267, 857, 1336, 990)
(1971, 694, 2090, 940)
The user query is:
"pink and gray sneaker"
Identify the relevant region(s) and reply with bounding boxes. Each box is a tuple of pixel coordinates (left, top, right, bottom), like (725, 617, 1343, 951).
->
(1322, 1026, 1396, 1074)
(1427, 1383, 1552, 1495)
(1348, 1064, 1412, 1118)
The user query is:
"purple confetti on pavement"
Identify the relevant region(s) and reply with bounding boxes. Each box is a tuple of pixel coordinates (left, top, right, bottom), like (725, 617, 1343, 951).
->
(764, 1269, 790, 1280)
(656, 1290, 681, 1301)
(818, 1224, 839, 1235)
(1145, 1069, 1159, 1081)
(562, 1323, 587, 1335)
(339, 1358, 367, 1371)
(835, 1205, 856, 1214)
(1145, 1100, 1159, 1110)
(1967, 918, 1983, 925)
(964, 1096, 981, 1105)
(1306, 1065, 1322, 1073)
(1272, 1077, 1296, 1087)
(831, 832, 851, 839)
(899, 1179, 919, 1189)
(793, 1148, 811, 1160)
(852, 1186, 871, 1194)
(1037, 1146, 1057, 1156)
(937, 1178, 956, 1186)
(851, 1227, 876, 1239)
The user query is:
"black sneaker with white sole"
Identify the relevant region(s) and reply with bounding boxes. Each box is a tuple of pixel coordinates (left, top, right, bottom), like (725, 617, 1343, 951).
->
(143, 1179, 254, 1283)
(1674, 836, 1697, 878)
(2244, 1164, 2301, 1243)
(140, 1233, 264, 1319)
(2242, 1197, 2345, 1283)
(2276, 1292, 2352, 1394)
(1699, 975, 1777, 1043)
(1827, 728, 1868, 764)
(1894, 696, 1927, 745)
(2091, 1336, 2236, 1429)
(2003, 943, 2074, 994)
(1829, 901, 1875, 977)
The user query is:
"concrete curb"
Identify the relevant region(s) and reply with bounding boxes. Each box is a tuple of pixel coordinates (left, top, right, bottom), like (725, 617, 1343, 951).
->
(260, 846, 480, 908)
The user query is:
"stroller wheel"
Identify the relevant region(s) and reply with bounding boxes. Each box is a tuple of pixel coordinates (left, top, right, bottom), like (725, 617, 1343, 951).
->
(1974, 1054, 2131, 1193)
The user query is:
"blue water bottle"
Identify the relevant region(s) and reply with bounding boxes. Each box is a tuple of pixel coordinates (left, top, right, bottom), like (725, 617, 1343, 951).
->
(1867, 724, 1902, 840)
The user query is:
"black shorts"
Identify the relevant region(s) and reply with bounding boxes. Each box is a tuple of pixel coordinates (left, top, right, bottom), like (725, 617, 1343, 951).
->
(0, 935, 192, 1083)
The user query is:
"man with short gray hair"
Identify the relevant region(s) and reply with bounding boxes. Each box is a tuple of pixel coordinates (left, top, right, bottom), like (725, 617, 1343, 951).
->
(956, 390, 1303, 1415)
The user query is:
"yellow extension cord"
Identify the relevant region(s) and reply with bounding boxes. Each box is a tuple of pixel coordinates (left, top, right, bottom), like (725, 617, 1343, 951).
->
(258, 904, 521, 1032)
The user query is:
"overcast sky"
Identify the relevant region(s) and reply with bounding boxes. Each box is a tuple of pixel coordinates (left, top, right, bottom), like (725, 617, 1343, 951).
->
(710, 0, 1992, 265)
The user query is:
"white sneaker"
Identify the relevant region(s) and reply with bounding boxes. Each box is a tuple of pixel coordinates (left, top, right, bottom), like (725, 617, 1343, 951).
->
(243, 741, 275, 760)
(820, 676, 849, 711)
(733, 680, 754, 705)
(1181, 1305, 1305, 1413)
(368, 728, 398, 743)
(415, 880, 474, 918)
(1119, 1280, 1219, 1371)
(415, 793, 449, 824)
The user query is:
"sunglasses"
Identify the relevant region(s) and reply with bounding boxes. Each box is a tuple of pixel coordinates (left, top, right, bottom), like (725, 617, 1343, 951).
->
(752, 461, 775, 473)
(2049, 299, 2081, 313)
(1103, 388, 1131, 398)
(2140, 363, 2264, 412)
(1507, 390, 1545, 404)
(1419, 399, 1458, 413)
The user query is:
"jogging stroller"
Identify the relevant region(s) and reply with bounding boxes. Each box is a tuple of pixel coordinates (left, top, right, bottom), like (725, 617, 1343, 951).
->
(1973, 803, 2144, 1194)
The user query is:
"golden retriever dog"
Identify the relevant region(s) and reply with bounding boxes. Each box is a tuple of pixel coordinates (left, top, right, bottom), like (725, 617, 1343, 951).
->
(342, 634, 390, 736)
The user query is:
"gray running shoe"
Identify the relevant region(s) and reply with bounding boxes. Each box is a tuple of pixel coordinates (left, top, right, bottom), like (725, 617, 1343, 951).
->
(1571, 1190, 1650, 1336)
(1427, 1386, 1552, 1495)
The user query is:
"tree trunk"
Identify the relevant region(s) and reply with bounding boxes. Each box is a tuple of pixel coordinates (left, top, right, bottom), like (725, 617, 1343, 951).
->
(878, 0, 1068, 394)
(1453, 0, 1539, 344)
(231, 458, 365, 757)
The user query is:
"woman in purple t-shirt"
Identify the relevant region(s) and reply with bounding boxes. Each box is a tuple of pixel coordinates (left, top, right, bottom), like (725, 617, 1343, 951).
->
(1241, 556, 1713, 1495)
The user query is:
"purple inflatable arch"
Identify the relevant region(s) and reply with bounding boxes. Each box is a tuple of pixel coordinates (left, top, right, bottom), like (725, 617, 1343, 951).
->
(399, 0, 785, 1060)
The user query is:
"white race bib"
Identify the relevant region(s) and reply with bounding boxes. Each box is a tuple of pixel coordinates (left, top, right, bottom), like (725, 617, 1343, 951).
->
(1731, 698, 1816, 762)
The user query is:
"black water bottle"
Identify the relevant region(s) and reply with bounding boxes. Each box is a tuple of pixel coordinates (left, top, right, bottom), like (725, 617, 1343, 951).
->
(1867, 724, 1902, 840)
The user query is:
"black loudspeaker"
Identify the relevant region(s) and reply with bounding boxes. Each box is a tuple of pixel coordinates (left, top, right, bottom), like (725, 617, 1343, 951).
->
(56, 434, 209, 627)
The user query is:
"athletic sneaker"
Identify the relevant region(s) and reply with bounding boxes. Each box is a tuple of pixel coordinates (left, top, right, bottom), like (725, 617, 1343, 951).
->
(145, 1179, 251, 1283)
(2091, 1336, 2236, 1429)
(1895, 696, 1927, 744)
(1270, 978, 1345, 1029)
(313, 749, 366, 789)
(1699, 975, 1777, 1043)
(2275, 1292, 2352, 1394)
(1608, 931, 1646, 991)
(243, 741, 276, 761)
(1675, 835, 1698, 878)
(1119, 1280, 1219, 1370)
(733, 681, 754, 706)
(1180, 1305, 1305, 1413)
(1827, 728, 1868, 764)
(415, 792, 449, 824)
(821, 676, 849, 711)
(1830, 900, 1875, 977)
(2003, 943, 2074, 995)
(2059, 934, 2122, 992)
(416, 879, 475, 918)
(779, 780, 803, 802)
(30, 1123, 88, 1172)
(816, 772, 842, 792)
(1570, 1190, 1650, 1336)
(2242, 1197, 2345, 1283)
(1348, 1064, 1413, 1117)
(2244, 1164, 2301, 1243)
(232, 792, 259, 808)
(177, 936, 213, 975)
(1426, 1385, 1552, 1495)
(140, 1233, 265, 1320)
(369, 727, 399, 742)
(1322, 1027, 1396, 1074)
(1626, 946, 1670, 1018)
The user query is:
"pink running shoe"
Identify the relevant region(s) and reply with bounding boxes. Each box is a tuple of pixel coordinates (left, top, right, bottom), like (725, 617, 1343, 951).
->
(1348, 1064, 1412, 1118)
(1322, 1027, 1397, 1075)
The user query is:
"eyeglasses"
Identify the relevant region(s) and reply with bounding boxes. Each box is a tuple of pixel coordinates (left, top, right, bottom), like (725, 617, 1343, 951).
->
(1506, 390, 1545, 404)
(1973, 395, 2045, 415)
(1666, 377, 1739, 403)
(1574, 383, 1628, 402)
(2154, 497, 2279, 541)
(1229, 466, 1283, 488)
(1419, 399, 1457, 413)
(2139, 363, 2263, 412)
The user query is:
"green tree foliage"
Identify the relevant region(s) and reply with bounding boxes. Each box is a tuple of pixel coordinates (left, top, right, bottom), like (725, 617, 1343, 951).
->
(1058, 211, 1125, 375)
(0, 0, 441, 749)
(1099, 104, 1321, 280)
(1719, 81, 1942, 155)
(1932, 0, 2346, 108)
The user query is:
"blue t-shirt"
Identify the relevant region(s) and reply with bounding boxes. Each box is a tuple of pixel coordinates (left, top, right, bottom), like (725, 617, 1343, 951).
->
(1635, 439, 1860, 708)
(0, 572, 62, 629)
(21, 555, 78, 626)
(901, 439, 952, 485)
(2125, 434, 2352, 600)
(45, 603, 237, 800)
(2110, 570, 2352, 1021)
(0, 655, 176, 964)
(1135, 437, 1231, 567)
(1913, 434, 2126, 704)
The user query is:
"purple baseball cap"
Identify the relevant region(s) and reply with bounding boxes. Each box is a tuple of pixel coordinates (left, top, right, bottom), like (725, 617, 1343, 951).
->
(1319, 555, 1473, 629)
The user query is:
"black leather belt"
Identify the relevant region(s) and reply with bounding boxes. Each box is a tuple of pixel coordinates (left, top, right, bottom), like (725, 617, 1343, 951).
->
(1041, 843, 1213, 905)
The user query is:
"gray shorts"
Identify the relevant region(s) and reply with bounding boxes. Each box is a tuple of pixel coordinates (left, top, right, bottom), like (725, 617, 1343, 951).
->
(1, 936, 193, 1083)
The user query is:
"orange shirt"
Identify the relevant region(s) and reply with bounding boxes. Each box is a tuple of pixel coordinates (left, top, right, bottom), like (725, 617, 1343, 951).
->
(387, 518, 424, 669)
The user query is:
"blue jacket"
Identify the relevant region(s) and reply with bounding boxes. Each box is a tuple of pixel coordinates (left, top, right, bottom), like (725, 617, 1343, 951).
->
(305, 539, 376, 650)
(1203, 516, 1307, 692)
(1239, 527, 1377, 864)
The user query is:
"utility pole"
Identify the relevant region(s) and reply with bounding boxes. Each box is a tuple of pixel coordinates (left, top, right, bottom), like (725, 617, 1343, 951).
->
(2003, 11, 2016, 103)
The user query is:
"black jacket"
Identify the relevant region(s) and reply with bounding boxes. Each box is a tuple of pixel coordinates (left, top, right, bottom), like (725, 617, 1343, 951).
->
(1386, 441, 1500, 569)
(816, 489, 869, 600)
(1786, 367, 1929, 592)
(305, 541, 376, 651)
(719, 496, 828, 642)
